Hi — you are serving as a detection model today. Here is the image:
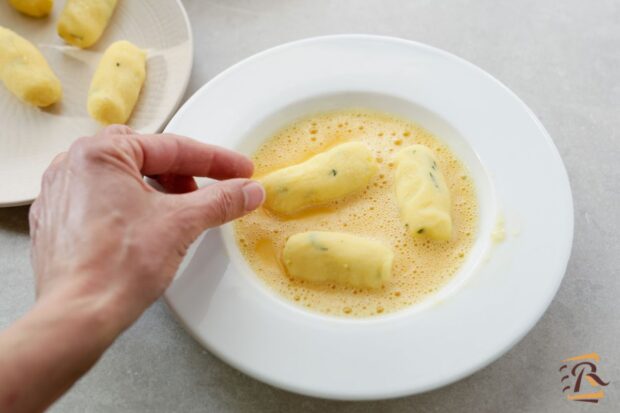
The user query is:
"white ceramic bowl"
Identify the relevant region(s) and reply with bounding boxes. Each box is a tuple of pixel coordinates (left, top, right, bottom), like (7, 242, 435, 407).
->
(164, 35, 573, 400)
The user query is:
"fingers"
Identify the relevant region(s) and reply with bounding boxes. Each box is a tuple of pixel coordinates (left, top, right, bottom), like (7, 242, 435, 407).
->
(169, 179, 264, 239)
(132, 133, 254, 179)
(70, 126, 254, 192)
(86, 126, 253, 180)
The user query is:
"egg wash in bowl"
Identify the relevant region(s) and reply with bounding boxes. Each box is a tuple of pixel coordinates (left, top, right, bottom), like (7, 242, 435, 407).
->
(233, 109, 479, 317)
(164, 36, 573, 399)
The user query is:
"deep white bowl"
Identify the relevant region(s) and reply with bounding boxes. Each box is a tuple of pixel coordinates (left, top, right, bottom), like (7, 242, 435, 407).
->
(163, 35, 573, 400)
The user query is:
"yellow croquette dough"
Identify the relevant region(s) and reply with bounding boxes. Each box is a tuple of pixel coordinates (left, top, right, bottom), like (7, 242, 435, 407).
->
(283, 231, 393, 289)
(395, 144, 452, 240)
(235, 109, 478, 317)
(260, 141, 377, 216)
(9, 0, 53, 17)
(0, 26, 62, 107)
(87, 40, 146, 125)
(57, 0, 118, 48)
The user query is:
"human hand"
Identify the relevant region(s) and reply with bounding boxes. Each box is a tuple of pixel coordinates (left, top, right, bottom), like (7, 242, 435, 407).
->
(29, 125, 264, 331)
(1, 125, 264, 412)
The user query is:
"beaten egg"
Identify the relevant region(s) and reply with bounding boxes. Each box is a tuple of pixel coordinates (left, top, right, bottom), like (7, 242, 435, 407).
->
(234, 109, 479, 317)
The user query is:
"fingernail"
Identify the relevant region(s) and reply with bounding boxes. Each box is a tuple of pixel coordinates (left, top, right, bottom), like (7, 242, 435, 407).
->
(242, 181, 265, 211)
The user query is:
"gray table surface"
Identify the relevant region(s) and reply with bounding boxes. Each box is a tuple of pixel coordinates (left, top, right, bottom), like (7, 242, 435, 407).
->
(1, 0, 619, 411)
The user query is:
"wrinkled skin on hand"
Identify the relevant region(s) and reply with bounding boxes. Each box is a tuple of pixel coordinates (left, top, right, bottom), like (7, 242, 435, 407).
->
(29, 125, 264, 329)
(0, 126, 265, 413)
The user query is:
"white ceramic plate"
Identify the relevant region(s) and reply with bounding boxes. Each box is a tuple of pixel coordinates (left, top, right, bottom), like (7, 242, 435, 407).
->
(163, 35, 573, 400)
(0, 0, 192, 206)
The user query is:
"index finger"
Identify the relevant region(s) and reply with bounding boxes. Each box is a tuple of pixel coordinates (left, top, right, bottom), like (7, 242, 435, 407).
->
(131, 133, 254, 179)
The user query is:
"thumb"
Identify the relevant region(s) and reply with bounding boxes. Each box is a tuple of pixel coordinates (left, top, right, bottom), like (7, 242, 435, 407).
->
(168, 178, 265, 241)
